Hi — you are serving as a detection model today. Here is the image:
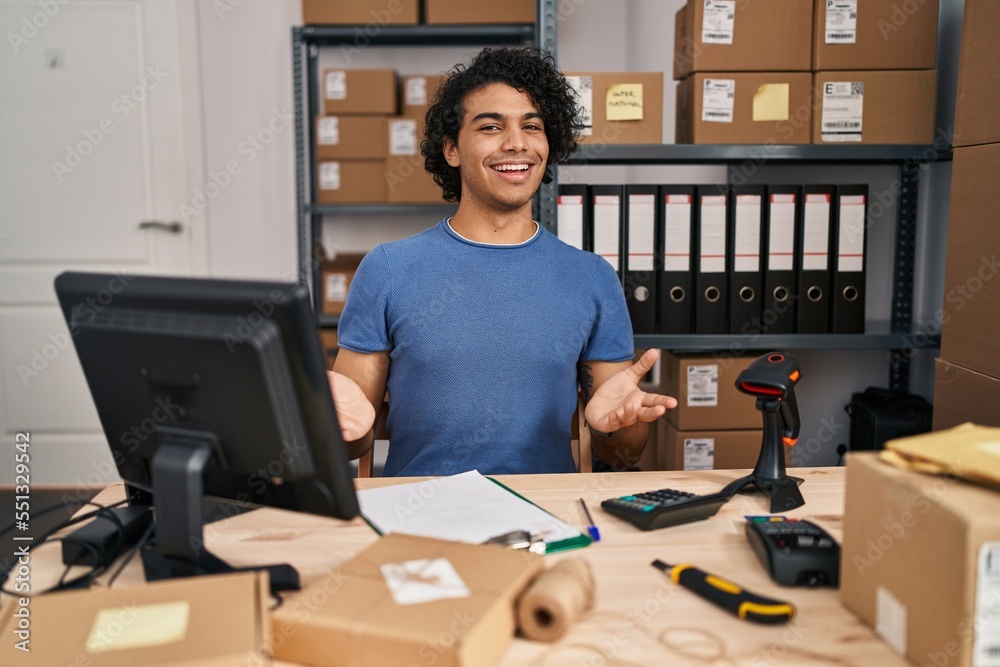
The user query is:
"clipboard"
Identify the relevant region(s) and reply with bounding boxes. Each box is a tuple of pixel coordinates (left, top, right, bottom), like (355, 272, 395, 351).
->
(357, 470, 593, 555)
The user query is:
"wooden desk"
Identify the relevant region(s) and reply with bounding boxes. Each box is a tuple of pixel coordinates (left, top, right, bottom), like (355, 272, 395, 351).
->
(33, 469, 906, 666)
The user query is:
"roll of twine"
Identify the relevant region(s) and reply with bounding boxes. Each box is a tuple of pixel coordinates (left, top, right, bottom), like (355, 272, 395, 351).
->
(516, 558, 596, 642)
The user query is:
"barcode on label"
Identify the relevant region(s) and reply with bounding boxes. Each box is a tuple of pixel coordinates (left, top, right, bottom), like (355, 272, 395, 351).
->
(704, 33, 730, 38)
(985, 644, 1000, 656)
(705, 111, 730, 117)
(828, 33, 852, 39)
(824, 121, 861, 129)
(689, 396, 715, 403)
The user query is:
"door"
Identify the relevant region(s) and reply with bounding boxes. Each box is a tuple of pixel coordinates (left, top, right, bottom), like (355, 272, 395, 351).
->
(0, 0, 207, 484)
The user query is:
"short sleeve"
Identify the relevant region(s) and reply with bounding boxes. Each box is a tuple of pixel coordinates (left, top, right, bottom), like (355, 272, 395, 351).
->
(581, 256, 634, 362)
(337, 247, 392, 353)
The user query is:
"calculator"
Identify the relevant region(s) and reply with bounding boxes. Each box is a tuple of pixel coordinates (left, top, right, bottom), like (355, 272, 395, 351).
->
(600, 488, 730, 531)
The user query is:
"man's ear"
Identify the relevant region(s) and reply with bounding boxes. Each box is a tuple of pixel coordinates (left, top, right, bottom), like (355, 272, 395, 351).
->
(443, 137, 460, 168)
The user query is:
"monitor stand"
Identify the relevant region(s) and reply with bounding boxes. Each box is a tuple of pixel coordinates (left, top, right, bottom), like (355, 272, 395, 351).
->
(139, 433, 300, 595)
(720, 397, 805, 513)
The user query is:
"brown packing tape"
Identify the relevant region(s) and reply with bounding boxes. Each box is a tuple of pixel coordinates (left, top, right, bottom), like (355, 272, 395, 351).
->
(516, 559, 596, 642)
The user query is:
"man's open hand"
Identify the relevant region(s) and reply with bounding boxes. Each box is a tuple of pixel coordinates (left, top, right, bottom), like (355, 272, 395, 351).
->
(584, 349, 677, 433)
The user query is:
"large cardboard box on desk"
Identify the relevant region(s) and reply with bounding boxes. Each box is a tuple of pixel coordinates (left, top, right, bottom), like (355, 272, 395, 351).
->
(932, 359, 1000, 431)
(272, 533, 544, 667)
(940, 143, 1000, 378)
(676, 72, 814, 144)
(563, 72, 664, 145)
(840, 452, 1000, 667)
(954, 0, 1000, 147)
(812, 0, 939, 71)
(659, 352, 762, 430)
(302, 0, 418, 25)
(0, 571, 270, 666)
(812, 69, 937, 144)
(673, 0, 813, 80)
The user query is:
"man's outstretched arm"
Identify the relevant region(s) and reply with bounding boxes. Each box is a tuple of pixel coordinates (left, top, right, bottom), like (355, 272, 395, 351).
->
(578, 349, 677, 468)
(330, 348, 390, 460)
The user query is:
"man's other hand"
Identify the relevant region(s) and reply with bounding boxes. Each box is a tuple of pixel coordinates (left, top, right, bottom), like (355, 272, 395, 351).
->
(328, 370, 377, 441)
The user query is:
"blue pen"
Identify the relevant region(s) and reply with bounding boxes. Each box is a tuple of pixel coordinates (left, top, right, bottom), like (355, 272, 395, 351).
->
(579, 498, 601, 542)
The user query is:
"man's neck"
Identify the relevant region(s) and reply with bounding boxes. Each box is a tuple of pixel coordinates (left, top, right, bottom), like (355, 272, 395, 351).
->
(448, 203, 537, 245)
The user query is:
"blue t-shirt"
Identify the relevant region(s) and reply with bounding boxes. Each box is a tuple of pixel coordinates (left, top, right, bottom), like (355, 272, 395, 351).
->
(337, 219, 633, 476)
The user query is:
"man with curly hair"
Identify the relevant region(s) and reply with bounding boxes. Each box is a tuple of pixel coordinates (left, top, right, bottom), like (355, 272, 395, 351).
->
(330, 47, 676, 476)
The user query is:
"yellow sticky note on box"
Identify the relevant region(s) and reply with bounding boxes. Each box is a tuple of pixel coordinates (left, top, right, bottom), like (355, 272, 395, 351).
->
(86, 601, 189, 653)
(606, 83, 644, 121)
(752, 84, 789, 122)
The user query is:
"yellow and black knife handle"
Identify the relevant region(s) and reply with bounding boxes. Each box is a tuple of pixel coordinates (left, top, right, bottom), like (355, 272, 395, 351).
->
(654, 560, 795, 624)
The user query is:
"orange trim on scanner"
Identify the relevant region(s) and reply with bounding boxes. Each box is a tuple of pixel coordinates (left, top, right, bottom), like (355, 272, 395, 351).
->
(782, 436, 798, 447)
(789, 370, 800, 382)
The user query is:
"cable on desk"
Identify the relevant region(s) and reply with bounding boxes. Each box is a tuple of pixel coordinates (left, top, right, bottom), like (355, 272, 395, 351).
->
(105, 519, 155, 588)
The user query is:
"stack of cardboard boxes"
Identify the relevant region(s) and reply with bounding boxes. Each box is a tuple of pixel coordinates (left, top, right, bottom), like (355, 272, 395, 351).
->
(933, 0, 1000, 429)
(655, 352, 790, 470)
(674, 0, 939, 145)
(316, 69, 446, 205)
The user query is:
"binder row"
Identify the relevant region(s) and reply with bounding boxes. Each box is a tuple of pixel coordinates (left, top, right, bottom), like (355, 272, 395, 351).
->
(556, 184, 868, 336)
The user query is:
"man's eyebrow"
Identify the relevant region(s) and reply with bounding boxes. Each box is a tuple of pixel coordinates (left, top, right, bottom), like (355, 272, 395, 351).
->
(470, 112, 544, 122)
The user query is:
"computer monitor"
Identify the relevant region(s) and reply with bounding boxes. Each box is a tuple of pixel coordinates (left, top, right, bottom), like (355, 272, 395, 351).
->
(55, 271, 360, 592)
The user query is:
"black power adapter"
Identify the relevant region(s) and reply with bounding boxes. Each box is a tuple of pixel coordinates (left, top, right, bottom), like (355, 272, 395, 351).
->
(61, 506, 154, 568)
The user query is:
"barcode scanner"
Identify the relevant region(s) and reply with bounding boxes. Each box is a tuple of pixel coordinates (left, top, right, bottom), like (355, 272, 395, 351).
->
(719, 352, 806, 513)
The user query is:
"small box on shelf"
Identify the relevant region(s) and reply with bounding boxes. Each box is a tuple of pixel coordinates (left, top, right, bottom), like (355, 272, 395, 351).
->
(676, 72, 813, 144)
(563, 72, 664, 145)
(673, 0, 813, 80)
(302, 0, 418, 25)
(321, 252, 367, 317)
(401, 74, 447, 117)
(812, 70, 937, 144)
(316, 160, 387, 204)
(812, 0, 939, 71)
(953, 0, 1000, 148)
(385, 116, 447, 204)
(659, 352, 762, 430)
(322, 69, 399, 116)
(656, 424, 782, 471)
(424, 0, 535, 24)
(315, 116, 388, 160)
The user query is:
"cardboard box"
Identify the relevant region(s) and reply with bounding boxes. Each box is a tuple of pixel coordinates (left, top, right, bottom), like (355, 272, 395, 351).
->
(840, 452, 1000, 667)
(302, 0, 418, 25)
(272, 533, 544, 667)
(932, 359, 1000, 431)
(954, 0, 1000, 148)
(317, 160, 386, 204)
(321, 252, 366, 316)
(659, 352, 761, 430)
(385, 116, 447, 204)
(676, 72, 813, 144)
(316, 116, 388, 160)
(402, 74, 447, 116)
(673, 0, 813, 80)
(564, 72, 664, 145)
(812, 0, 939, 71)
(322, 69, 398, 116)
(812, 69, 937, 144)
(657, 423, 783, 470)
(0, 572, 269, 667)
(939, 143, 1000, 377)
(425, 0, 535, 24)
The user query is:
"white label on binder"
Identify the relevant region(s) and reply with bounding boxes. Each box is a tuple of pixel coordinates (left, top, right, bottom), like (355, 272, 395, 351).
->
(389, 119, 418, 156)
(325, 70, 347, 100)
(684, 438, 715, 471)
(686, 364, 718, 407)
(825, 0, 857, 44)
(593, 195, 620, 271)
(974, 543, 1000, 666)
(700, 195, 726, 273)
(557, 195, 585, 250)
(876, 587, 907, 656)
(803, 193, 832, 271)
(768, 193, 796, 271)
(734, 194, 762, 272)
(566, 76, 593, 136)
(838, 195, 866, 272)
(319, 162, 341, 190)
(664, 194, 692, 272)
(405, 77, 428, 106)
(702, 0, 735, 44)
(318, 117, 339, 145)
(628, 194, 655, 271)
(703, 79, 735, 123)
(821, 81, 864, 142)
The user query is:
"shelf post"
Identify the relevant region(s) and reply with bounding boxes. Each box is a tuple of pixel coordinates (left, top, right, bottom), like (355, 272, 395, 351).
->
(889, 160, 921, 391)
(536, 0, 559, 234)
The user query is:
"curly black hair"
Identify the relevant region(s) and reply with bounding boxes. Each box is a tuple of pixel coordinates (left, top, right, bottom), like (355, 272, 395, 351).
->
(422, 47, 584, 202)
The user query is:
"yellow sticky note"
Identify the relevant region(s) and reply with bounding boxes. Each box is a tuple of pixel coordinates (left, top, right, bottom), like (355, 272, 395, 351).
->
(606, 83, 644, 121)
(752, 84, 790, 122)
(86, 601, 189, 654)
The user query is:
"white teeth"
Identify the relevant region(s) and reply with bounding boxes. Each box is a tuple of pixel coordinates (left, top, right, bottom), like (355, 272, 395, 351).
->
(493, 164, 530, 172)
